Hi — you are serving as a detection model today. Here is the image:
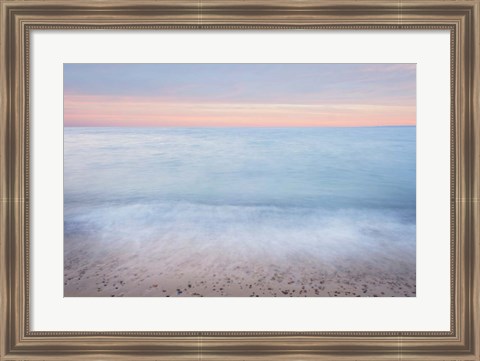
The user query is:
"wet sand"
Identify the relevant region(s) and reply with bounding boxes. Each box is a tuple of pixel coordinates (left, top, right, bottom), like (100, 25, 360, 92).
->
(64, 235, 415, 297)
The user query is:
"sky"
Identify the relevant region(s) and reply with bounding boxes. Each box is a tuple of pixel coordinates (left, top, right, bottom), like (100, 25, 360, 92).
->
(64, 64, 416, 127)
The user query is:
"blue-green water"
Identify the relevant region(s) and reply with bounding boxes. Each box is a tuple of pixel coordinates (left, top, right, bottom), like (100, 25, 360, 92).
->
(65, 126, 415, 207)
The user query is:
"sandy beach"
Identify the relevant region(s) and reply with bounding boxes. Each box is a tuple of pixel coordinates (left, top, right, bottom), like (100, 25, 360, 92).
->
(64, 233, 415, 297)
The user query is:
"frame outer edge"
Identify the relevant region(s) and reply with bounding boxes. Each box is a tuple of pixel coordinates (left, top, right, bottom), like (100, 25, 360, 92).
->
(471, 1, 479, 359)
(1, 1, 11, 359)
(458, 0, 479, 357)
(468, 4, 480, 361)
(1, 0, 479, 360)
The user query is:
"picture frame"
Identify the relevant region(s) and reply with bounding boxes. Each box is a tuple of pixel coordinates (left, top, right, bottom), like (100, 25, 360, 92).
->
(0, 0, 478, 360)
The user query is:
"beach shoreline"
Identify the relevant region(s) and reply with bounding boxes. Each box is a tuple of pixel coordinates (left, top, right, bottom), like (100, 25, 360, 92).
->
(64, 238, 415, 297)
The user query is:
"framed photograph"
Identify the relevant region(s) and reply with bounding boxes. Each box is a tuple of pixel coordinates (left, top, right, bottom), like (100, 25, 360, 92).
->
(63, 62, 417, 299)
(1, 0, 478, 360)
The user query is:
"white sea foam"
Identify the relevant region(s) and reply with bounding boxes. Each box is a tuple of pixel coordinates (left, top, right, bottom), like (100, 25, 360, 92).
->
(65, 202, 415, 270)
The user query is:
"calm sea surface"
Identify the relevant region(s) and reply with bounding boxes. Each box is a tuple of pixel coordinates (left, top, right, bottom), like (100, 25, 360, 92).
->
(64, 126, 416, 263)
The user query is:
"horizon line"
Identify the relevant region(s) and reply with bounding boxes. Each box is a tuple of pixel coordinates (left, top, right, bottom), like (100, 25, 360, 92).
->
(64, 124, 416, 128)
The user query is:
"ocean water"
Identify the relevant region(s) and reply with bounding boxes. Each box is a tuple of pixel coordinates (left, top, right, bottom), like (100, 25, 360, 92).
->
(64, 127, 416, 285)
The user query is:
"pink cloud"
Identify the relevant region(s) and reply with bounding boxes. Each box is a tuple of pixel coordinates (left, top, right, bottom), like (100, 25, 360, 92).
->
(64, 94, 415, 127)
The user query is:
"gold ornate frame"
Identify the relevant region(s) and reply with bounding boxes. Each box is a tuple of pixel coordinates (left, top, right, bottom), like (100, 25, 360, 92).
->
(1, 1, 479, 360)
